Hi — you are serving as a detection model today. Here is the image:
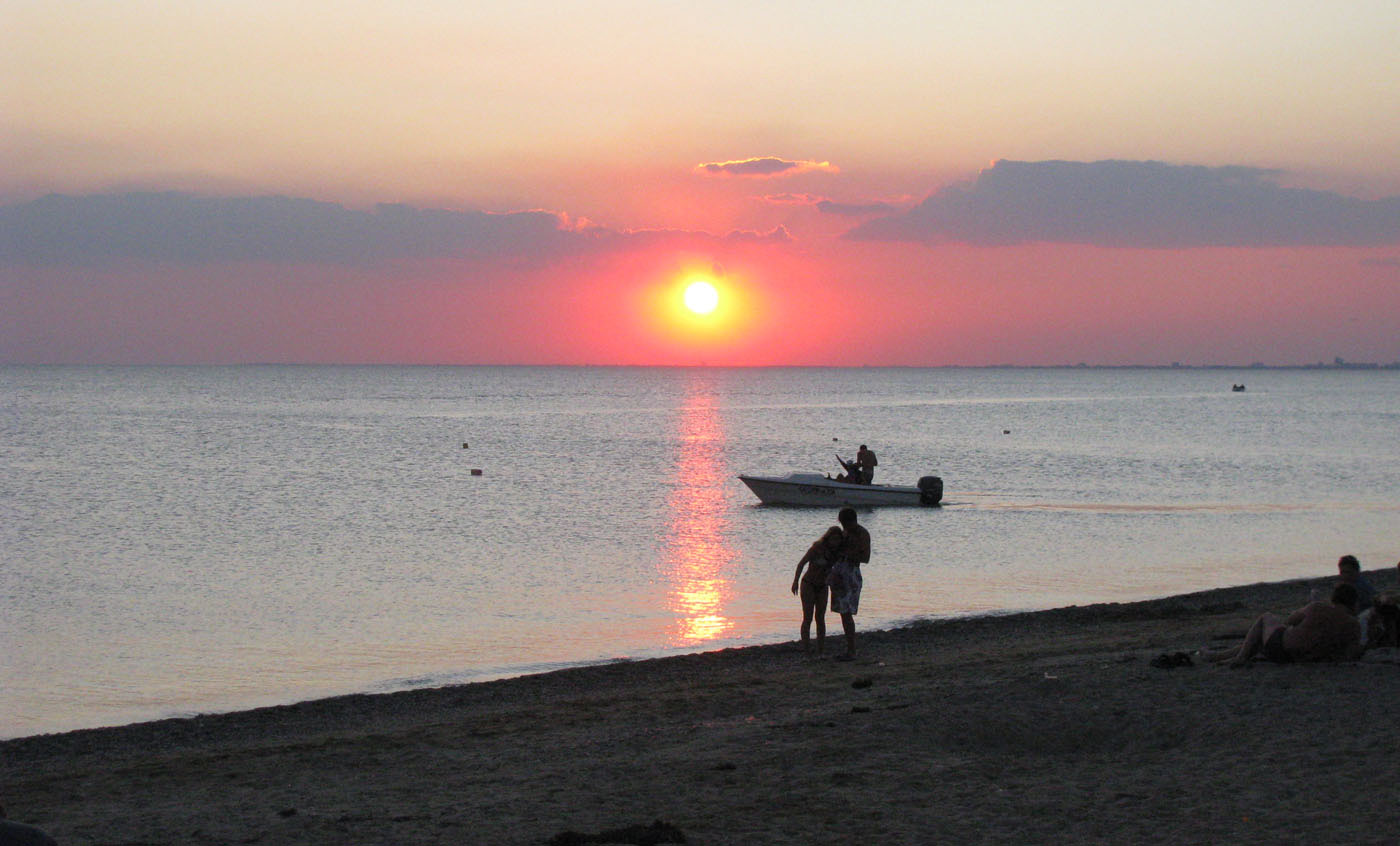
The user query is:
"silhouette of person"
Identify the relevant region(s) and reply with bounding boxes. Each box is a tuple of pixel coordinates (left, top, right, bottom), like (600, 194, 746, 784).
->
(828, 507, 871, 660)
(855, 444, 877, 484)
(792, 526, 843, 655)
(1337, 554, 1375, 611)
(1204, 583, 1362, 666)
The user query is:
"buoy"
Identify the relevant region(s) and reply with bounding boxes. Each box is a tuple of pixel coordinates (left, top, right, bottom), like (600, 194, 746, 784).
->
(470, 468, 483, 476)
(462, 442, 469, 449)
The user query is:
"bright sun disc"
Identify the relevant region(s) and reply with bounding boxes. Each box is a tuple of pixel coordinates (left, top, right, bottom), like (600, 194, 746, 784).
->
(684, 281, 719, 315)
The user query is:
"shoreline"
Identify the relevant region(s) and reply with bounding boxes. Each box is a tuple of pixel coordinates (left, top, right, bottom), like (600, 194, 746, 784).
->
(5, 567, 1386, 744)
(6, 573, 1333, 744)
(0, 579, 1310, 743)
(5, 569, 1396, 845)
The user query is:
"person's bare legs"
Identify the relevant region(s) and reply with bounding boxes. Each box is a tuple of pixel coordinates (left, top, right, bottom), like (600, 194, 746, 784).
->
(1204, 613, 1283, 667)
(1201, 644, 1239, 663)
(800, 582, 829, 655)
(839, 612, 856, 659)
(799, 584, 815, 653)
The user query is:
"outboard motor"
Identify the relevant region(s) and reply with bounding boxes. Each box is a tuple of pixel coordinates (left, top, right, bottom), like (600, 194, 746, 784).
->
(917, 475, 943, 506)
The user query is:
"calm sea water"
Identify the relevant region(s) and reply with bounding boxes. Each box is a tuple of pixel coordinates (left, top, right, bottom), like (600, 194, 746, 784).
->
(3, 366, 1398, 737)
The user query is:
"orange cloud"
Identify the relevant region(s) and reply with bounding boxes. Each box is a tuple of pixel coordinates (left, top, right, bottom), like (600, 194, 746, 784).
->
(694, 157, 837, 178)
(755, 193, 913, 216)
(757, 193, 828, 205)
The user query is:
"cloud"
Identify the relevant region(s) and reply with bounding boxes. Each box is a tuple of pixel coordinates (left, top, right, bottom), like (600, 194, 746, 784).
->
(848, 160, 1400, 248)
(724, 225, 792, 243)
(756, 193, 909, 216)
(694, 157, 837, 178)
(0, 192, 594, 265)
(757, 193, 827, 206)
(0, 192, 810, 268)
(815, 199, 905, 217)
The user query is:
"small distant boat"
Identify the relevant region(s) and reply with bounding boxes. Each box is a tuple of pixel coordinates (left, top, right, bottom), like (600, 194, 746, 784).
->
(1231, 383, 1246, 392)
(738, 472, 943, 507)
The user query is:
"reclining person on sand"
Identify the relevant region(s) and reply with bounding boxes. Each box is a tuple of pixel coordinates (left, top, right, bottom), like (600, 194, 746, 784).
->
(1205, 582, 1362, 667)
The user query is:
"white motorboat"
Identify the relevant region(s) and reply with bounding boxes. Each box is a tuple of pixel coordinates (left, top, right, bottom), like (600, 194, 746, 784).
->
(738, 472, 943, 507)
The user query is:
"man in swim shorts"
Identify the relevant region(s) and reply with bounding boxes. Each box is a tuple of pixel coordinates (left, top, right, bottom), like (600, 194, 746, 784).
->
(829, 506, 870, 660)
(1260, 624, 1294, 663)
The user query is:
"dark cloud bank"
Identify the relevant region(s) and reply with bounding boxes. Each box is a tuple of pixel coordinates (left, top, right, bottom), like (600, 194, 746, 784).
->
(849, 160, 1400, 247)
(0, 193, 586, 265)
(0, 193, 793, 265)
(7, 160, 1398, 267)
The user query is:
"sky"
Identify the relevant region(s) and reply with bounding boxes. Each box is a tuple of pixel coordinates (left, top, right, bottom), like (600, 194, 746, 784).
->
(3, 0, 1400, 366)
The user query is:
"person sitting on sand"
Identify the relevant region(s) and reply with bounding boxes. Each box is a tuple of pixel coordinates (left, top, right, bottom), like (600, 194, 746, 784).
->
(1359, 595, 1400, 650)
(1205, 582, 1362, 667)
(791, 526, 844, 655)
(1336, 554, 1375, 612)
(828, 507, 871, 661)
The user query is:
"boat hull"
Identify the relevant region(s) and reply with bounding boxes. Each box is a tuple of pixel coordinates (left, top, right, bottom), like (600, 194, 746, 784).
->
(738, 473, 941, 507)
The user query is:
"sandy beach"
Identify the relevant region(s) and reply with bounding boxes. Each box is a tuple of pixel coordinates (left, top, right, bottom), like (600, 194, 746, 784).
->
(4, 569, 1397, 846)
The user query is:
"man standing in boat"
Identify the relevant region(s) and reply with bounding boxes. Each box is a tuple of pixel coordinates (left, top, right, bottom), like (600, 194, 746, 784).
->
(829, 506, 871, 661)
(855, 444, 878, 485)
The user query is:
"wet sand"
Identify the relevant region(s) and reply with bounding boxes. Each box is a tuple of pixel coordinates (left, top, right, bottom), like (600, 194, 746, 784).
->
(4, 570, 1397, 845)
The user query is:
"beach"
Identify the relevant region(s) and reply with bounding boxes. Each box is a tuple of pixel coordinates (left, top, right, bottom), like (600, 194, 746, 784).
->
(4, 570, 1397, 846)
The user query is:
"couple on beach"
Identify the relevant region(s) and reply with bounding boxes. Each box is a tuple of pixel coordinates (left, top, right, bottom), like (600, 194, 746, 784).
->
(790, 507, 871, 660)
(1204, 555, 1396, 666)
(1205, 581, 1363, 667)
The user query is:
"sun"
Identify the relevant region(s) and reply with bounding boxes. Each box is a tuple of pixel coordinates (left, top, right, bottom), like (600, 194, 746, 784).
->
(641, 269, 765, 357)
(683, 280, 719, 315)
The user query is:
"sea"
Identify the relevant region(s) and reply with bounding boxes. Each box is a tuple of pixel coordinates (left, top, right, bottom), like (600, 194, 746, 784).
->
(3, 365, 1398, 738)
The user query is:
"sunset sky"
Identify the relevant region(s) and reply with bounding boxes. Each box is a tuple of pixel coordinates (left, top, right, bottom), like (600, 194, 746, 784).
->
(4, 1, 1399, 365)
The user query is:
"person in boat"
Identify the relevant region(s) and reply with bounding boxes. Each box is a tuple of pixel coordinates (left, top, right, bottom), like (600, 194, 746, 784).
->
(855, 444, 878, 484)
(828, 507, 871, 661)
(791, 526, 844, 656)
(1204, 582, 1362, 667)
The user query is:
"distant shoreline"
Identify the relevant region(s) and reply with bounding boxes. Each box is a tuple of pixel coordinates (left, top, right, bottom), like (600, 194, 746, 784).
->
(5, 361, 1399, 370)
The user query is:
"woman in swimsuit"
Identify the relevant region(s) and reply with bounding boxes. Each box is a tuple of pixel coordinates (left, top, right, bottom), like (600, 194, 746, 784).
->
(792, 526, 844, 656)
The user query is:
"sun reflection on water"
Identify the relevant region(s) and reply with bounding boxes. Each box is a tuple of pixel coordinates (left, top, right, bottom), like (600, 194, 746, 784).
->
(661, 379, 737, 645)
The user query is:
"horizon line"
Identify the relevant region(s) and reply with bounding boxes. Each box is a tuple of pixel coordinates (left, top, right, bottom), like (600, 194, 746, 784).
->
(4, 361, 1398, 371)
